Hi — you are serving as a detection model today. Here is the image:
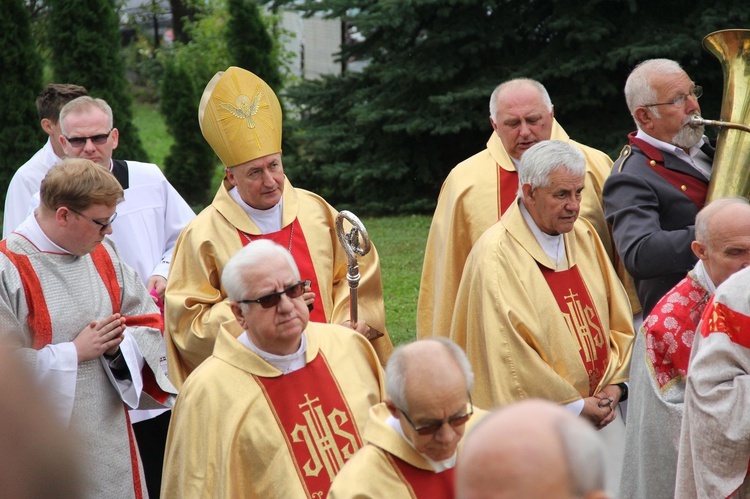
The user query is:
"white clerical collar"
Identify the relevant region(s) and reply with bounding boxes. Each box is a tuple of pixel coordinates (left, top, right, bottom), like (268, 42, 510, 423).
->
(385, 414, 457, 472)
(237, 331, 307, 374)
(518, 200, 567, 268)
(634, 129, 712, 180)
(692, 259, 717, 294)
(228, 186, 283, 233)
(15, 212, 72, 254)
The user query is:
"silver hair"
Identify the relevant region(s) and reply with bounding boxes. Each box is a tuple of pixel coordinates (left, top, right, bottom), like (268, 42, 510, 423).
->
(59, 96, 114, 135)
(516, 140, 586, 197)
(221, 239, 301, 302)
(489, 78, 553, 122)
(554, 416, 607, 496)
(624, 59, 685, 127)
(385, 337, 474, 411)
(695, 197, 750, 245)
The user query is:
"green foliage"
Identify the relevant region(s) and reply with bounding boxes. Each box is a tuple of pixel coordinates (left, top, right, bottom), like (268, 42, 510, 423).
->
(274, 0, 750, 214)
(226, 0, 282, 89)
(46, 0, 149, 162)
(160, 59, 218, 208)
(0, 0, 44, 207)
(168, 1, 232, 91)
(132, 101, 174, 168)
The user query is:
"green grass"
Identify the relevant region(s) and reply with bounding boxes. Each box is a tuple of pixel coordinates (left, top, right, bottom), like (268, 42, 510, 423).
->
(134, 101, 431, 347)
(365, 215, 431, 346)
(132, 101, 174, 168)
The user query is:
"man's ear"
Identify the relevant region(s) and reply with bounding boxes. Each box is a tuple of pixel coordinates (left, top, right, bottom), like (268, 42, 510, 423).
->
(55, 207, 70, 227)
(634, 107, 653, 130)
(385, 399, 399, 418)
(230, 302, 246, 329)
(521, 183, 534, 202)
(41, 118, 55, 135)
(110, 128, 119, 150)
(691, 240, 708, 261)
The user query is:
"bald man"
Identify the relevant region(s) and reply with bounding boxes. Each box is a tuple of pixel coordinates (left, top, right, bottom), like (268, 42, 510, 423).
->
(457, 399, 609, 499)
(329, 337, 485, 498)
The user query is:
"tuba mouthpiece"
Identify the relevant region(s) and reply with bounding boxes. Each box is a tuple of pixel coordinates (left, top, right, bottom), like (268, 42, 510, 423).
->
(689, 115, 708, 128)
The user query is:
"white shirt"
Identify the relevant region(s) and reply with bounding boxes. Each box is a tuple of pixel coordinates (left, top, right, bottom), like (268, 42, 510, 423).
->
(237, 331, 307, 374)
(3, 139, 60, 238)
(229, 186, 283, 233)
(635, 130, 713, 181)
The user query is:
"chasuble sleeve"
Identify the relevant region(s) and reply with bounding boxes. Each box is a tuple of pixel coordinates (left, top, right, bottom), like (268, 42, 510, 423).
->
(416, 150, 498, 340)
(164, 217, 235, 389)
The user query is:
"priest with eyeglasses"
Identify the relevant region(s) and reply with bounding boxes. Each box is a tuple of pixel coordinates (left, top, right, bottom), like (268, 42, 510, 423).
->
(329, 337, 486, 499)
(161, 239, 385, 498)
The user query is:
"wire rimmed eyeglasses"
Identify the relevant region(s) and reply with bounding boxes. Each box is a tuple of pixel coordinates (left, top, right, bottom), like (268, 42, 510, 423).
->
(642, 86, 702, 109)
(237, 280, 311, 308)
(68, 207, 118, 232)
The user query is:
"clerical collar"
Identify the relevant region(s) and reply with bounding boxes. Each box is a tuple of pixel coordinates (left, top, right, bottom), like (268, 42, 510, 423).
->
(518, 200, 568, 268)
(385, 415, 457, 472)
(692, 259, 716, 294)
(228, 186, 283, 233)
(237, 331, 307, 374)
(15, 212, 73, 254)
(634, 129, 712, 180)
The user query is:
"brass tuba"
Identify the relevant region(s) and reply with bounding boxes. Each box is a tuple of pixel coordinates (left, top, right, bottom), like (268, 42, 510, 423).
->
(690, 29, 750, 202)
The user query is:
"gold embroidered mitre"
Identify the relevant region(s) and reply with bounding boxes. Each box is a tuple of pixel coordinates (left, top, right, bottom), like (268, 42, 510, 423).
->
(198, 66, 282, 167)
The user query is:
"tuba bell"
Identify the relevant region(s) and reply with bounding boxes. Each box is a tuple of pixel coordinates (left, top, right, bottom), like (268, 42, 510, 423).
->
(689, 29, 750, 202)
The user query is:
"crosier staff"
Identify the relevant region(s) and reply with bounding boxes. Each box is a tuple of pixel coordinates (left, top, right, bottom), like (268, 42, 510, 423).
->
(335, 210, 383, 340)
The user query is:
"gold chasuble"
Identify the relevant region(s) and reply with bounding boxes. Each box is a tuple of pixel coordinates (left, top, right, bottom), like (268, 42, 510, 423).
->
(449, 202, 634, 409)
(161, 321, 385, 498)
(165, 177, 392, 388)
(418, 122, 638, 340)
(329, 403, 486, 498)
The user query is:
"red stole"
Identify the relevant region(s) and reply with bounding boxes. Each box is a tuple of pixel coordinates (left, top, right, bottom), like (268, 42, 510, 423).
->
(645, 275, 708, 388)
(497, 166, 519, 217)
(700, 298, 750, 349)
(628, 133, 708, 209)
(255, 353, 363, 499)
(0, 240, 52, 348)
(238, 219, 326, 323)
(538, 264, 609, 395)
(387, 454, 455, 498)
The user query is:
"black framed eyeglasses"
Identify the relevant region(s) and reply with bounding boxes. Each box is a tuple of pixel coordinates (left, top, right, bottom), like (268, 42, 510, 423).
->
(399, 393, 474, 436)
(68, 207, 118, 232)
(64, 128, 114, 148)
(238, 280, 311, 309)
(642, 86, 702, 109)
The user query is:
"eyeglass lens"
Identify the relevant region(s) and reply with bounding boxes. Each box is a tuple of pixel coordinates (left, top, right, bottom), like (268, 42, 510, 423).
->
(66, 130, 112, 147)
(256, 282, 307, 308)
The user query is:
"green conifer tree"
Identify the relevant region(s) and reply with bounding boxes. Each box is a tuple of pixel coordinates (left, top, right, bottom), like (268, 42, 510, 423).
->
(275, 0, 750, 214)
(46, 0, 148, 162)
(0, 0, 44, 209)
(161, 59, 216, 208)
(226, 0, 282, 90)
